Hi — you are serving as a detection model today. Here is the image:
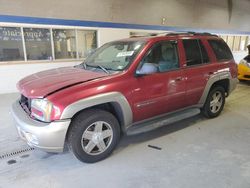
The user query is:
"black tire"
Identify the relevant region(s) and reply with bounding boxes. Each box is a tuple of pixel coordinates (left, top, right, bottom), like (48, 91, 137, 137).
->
(68, 109, 120, 163)
(202, 86, 225, 118)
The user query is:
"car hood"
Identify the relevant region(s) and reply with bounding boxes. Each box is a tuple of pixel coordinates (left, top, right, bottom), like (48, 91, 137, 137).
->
(17, 66, 108, 98)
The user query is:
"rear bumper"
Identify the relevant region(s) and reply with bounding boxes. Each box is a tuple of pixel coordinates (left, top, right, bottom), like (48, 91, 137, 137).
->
(11, 100, 71, 153)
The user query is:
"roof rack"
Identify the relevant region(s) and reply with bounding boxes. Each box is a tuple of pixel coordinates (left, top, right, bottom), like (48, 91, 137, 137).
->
(130, 31, 218, 38)
(166, 32, 218, 37)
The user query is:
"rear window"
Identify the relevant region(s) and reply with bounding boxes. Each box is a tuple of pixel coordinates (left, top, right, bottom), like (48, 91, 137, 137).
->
(208, 39, 233, 61)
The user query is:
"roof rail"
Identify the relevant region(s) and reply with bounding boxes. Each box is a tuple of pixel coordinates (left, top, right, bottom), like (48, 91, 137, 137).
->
(166, 32, 218, 37)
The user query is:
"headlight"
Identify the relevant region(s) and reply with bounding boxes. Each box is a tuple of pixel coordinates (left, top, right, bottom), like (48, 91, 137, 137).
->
(31, 99, 53, 122)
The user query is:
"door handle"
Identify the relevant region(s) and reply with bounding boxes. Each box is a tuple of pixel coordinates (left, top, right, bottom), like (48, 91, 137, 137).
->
(175, 77, 183, 81)
(208, 72, 214, 75)
(204, 72, 214, 77)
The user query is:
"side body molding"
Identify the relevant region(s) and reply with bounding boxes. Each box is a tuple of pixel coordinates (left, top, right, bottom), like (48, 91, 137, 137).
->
(198, 69, 237, 106)
(60, 92, 133, 128)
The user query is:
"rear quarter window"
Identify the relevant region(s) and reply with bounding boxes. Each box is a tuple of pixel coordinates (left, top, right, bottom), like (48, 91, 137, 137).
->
(208, 39, 233, 61)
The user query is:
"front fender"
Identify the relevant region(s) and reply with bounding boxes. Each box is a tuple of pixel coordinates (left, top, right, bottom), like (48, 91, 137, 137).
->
(60, 92, 133, 129)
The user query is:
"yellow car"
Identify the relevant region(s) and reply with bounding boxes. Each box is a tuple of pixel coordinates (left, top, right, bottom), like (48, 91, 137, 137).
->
(238, 55, 250, 81)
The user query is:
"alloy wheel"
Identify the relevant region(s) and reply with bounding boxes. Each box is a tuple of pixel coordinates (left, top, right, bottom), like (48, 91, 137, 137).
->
(81, 121, 113, 155)
(210, 91, 223, 113)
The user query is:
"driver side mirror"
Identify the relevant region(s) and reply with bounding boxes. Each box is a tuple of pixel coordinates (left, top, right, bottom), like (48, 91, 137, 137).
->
(136, 63, 158, 76)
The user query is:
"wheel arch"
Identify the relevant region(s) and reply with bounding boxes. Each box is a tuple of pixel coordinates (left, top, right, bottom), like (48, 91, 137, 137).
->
(198, 71, 232, 105)
(61, 92, 133, 132)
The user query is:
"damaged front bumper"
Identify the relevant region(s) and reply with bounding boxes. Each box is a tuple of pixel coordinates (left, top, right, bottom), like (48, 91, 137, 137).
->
(11, 100, 71, 153)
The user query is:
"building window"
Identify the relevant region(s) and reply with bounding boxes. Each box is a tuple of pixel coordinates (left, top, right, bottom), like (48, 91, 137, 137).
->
(0, 27, 24, 61)
(24, 28, 52, 60)
(0, 26, 98, 63)
(77, 30, 97, 58)
(53, 29, 76, 59)
(233, 36, 241, 52)
(220, 35, 250, 52)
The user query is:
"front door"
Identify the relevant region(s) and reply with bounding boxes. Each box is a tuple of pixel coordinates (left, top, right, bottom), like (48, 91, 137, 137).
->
(131, 40, 186, 122)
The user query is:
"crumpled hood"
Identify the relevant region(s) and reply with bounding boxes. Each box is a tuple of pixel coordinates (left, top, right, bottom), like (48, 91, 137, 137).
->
(17, 66, 107, 98)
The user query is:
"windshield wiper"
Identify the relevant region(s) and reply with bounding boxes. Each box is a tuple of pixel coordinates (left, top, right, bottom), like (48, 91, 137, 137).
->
(77, 62, 110, 74)
(74, 62, 88, 69)
(83, 62, 87, 69)
(96, 65, 110, 74)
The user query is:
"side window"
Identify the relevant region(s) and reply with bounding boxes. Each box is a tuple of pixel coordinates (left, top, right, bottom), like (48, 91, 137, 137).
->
(199, 40, 210, 63)
(138, 41, 179, 74)
(183, 39, 210, 66)
(208, 39, 233, 61)
(183, 39, 202, 66)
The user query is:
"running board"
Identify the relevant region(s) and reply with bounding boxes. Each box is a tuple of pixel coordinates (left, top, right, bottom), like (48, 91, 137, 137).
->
(126, 108, 201, 135)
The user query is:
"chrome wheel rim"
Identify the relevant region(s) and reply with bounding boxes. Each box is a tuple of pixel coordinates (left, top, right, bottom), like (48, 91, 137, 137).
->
(81, 121, 113, 155)
(210, 91, 223, 113)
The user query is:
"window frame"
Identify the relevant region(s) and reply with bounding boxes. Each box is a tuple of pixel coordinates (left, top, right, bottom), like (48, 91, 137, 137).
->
(23, 27, 53, 61)
(182, 38, 211, 68)
(136, 40, 180, 74)
(0, 26, 25, 62)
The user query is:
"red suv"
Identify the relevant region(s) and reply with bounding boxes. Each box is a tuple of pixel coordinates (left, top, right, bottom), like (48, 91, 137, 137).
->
(11, 32, 238, 163)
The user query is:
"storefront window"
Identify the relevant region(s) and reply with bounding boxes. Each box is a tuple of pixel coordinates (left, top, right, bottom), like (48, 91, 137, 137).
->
(0, 27, 24, 61)
(53, 29, 76, 59)
(219, 35, 250, 52)
(77, 30, 97, 58)
(227, 36, 234, 50)
(24, 28, 52, 60)
(233, 36, 241, 51)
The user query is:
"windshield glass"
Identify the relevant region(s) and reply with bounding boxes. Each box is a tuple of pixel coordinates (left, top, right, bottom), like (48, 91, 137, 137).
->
(83, 40, 145, 71)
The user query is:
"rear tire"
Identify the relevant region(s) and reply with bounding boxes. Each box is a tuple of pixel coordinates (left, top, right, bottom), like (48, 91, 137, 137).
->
(202, 86, 225, 118)
(68, 109, 120, 163)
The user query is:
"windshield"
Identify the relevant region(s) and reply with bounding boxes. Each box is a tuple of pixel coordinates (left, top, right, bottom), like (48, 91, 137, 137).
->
(82, 40, 145, 71)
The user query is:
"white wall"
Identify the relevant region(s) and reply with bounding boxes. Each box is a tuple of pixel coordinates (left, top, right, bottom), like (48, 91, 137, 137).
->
(98, 28, 130, 46)
(0, 61, 80, 94)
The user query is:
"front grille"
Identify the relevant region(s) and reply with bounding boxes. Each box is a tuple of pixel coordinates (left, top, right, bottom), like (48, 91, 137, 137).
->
(20, 95, 31, 114)
(244, 75, 250, 78)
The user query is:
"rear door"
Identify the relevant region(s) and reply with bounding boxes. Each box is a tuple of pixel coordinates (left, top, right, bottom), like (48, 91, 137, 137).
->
(182, 39, 215, 106)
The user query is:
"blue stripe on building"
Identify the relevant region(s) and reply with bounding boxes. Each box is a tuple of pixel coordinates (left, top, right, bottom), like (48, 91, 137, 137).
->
(0, 14, 250, 35)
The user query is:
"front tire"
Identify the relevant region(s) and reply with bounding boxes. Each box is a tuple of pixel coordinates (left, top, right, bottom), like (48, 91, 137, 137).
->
(68, 109, 120, 163)
(202, 86, 225, 118)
